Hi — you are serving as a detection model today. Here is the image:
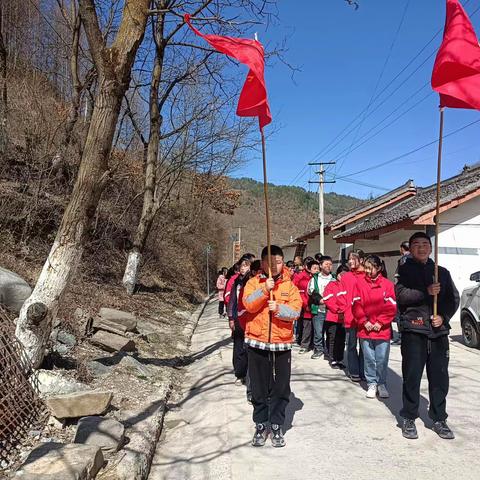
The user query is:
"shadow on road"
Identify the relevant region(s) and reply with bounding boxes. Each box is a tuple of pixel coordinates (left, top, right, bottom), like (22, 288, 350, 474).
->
(284, 391, 304, 433)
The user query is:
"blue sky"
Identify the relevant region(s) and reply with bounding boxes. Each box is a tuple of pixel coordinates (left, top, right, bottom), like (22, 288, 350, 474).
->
(232, 0, 480, 199)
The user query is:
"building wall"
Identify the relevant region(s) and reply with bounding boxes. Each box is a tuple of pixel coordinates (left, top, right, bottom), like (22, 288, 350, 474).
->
(436, 196, 480, 311)
(304, 232, 346, 263)
(355, 229, 418, 282)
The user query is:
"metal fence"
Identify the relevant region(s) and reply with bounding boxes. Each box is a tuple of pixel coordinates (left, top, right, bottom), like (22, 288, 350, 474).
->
(0, 308, 46, 468)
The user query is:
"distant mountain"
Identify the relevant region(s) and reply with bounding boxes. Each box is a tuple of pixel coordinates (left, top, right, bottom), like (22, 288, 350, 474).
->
(217, 177, 366, 264)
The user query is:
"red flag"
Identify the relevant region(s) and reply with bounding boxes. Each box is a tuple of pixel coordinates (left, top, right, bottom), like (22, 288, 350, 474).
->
(431, 0, 480, 110)
(185, 14, 272, 129)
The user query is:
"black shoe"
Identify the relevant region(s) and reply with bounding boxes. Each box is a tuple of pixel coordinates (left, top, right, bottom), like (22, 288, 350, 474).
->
(298, 348, 307, 354)
(252, 423, 268, 447)
(270, 424, 286, 447)
(391, 338, 401, 345)
(349, 374, 361, 382)
(337, 362, 346, 370)
(402, 418, 418, 439)
(247, 392, 253, 405)
(432, 420, 455, 439)
(330, 361, 341, 369)
(311, 350, 323, 359)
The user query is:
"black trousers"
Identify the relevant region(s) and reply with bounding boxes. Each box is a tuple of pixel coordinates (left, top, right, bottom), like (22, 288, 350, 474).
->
(248, 347, 291, 425)
(218, 301, 225, 316)
(400, 332, 449, 422)
(300, 318, 313, 349)
(232, 325, 248, 379)
(325, 321, 346, 362)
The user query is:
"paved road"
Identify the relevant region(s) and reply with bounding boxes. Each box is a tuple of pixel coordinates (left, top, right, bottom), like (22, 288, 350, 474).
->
(149, 301, 480, 480)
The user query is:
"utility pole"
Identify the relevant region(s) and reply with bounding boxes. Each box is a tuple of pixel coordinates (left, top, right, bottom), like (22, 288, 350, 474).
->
(308, 162, 336, 254)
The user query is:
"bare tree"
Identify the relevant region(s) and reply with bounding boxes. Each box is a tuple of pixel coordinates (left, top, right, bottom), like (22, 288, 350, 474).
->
(0, 2, 7, 153)
(122, 0, 275, 293)
(16, 0, 150, 368)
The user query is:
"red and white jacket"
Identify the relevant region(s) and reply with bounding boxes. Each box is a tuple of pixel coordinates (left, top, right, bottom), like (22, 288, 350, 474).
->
(352, 274, 396, 341)
(293, 270, 312, 319)
(224, 273, 238, 306)
(322, 281, 344, 323)
(337, 269, 365, 329)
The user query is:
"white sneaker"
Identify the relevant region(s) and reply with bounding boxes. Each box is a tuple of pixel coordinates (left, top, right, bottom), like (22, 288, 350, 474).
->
(377, 384, 390, 398)
(366, 385, 377, 399)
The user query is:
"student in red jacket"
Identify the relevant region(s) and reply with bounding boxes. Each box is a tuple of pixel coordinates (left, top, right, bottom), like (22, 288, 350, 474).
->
(338, 250, 366, 381)
(352, 255, 396, 399)
(323, 264, 349, 369)
(293, 257, 316, 353)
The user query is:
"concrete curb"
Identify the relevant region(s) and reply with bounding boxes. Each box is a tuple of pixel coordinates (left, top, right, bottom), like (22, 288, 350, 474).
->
(112, 297, 211, 480)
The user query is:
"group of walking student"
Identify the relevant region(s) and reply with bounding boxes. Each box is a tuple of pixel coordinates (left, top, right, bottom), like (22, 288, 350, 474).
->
(216, 231, 459, 447)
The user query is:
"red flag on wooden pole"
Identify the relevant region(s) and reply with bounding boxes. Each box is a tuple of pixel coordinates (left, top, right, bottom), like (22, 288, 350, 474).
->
(185, 14, 274, 283)
(431, 0, 480, 109)
(184, 14, 272, 130)
(430, 0, 480, 317)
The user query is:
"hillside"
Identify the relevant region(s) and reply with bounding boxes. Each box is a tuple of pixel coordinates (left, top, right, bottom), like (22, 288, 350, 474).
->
(217, 177, 366, 264)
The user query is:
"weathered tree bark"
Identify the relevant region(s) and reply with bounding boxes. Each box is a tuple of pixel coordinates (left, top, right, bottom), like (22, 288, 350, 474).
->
(0, 4, 8, 154)
(123, 8, 166, 295)
(16, 0, 150, 368)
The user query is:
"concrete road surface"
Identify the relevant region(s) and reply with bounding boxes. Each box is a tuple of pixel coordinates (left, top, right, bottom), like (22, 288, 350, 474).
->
(148, 301, 480, 480)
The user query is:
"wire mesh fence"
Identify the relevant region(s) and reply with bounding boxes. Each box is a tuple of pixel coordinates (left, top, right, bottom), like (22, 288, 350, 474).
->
(0, 307, 47, 468)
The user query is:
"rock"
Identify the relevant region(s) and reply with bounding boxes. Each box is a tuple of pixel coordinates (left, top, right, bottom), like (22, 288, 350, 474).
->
(119, 355, 153, 378)
(87, 360, 112, 378)
(53, 343, 70, 355)
(74, 307, 93, 334)
(174, 310, 190, 320)
(46, 391, 113, 419)
(37, 370, 90, 397)
(14, 442, 103, 480)
(97, 307, 137, 331)
(74, 416, 125, 454)
(0, 266, 32, 313)
(47, 415, 65, 429)
(57, 330, 76, 346)
(90, 330, 136, 353)
(136, 320, 161, 344)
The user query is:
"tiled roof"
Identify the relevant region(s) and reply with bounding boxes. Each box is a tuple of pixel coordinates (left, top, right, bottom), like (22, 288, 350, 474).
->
(334, 165, 480, 239)
(328, 179, 416, 229)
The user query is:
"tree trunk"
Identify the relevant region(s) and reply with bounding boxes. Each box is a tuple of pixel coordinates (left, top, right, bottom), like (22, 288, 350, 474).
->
(16, 0, 150, 368)
(123, 10, 166, 294)
(0, 4, 8, 154)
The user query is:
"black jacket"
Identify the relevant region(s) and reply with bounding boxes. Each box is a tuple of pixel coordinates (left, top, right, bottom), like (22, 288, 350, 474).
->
(395, 257, 459, 338)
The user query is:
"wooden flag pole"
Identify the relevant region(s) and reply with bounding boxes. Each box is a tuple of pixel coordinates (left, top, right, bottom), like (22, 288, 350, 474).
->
(433, 106, 445, 317)
(260, 126, 273, 300)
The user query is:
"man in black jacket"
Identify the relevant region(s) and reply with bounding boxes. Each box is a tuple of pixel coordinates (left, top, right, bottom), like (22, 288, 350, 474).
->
(395, 232, 459, 440)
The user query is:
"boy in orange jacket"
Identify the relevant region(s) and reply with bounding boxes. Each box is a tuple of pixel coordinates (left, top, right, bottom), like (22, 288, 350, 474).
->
(243, 245, 302, 448)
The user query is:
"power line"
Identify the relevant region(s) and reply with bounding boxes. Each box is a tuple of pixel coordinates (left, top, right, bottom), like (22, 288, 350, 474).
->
(311, 0, 477, 165)
(332, 89, 433, 163)
(336, 0, 411, 174)
(337, 116, 480, 179)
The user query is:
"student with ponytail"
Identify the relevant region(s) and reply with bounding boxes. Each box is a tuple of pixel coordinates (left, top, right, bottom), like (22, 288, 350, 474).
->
(352, 255, 396, 399)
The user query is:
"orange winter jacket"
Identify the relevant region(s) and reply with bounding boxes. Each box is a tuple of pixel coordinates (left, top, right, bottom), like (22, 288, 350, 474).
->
(243, 267, 302, 346)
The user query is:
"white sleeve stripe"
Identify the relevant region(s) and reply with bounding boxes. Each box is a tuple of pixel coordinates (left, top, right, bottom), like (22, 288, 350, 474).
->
(385, 297, 397, 305)
(323, 293, 334, 301)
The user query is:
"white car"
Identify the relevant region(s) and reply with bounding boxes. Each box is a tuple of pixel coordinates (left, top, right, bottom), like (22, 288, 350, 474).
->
(460, 271, 480, 349)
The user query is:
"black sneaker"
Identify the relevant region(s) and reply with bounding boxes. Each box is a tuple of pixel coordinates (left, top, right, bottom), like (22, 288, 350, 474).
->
(252, 423, 268, 447)
(401, 418, 418, 439)
(270, 424, 286, 448)
(432, 420, 455, 439)
(330, 361, 340, 369)
(311, 350, 323, 359)
(247, 392, 253, 405)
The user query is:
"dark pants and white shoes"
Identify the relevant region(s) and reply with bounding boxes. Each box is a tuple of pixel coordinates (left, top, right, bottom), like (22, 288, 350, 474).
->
(248, 347, 290, 447)
(400, 332, 454, 440)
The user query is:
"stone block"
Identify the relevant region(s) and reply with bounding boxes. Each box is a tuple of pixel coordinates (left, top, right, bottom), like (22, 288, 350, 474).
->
(15, 442, 104, 479)
(46, 391, 113, 419)
(74, 416, 125, 453)
(97, 308, 137, 332)
(37, 370, 90, 397)
(90, 330, 136, 353)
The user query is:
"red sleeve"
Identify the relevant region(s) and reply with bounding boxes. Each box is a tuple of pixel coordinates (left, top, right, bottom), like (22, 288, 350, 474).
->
(352, 284, 368, 327)
(376, 280, 397, 326)
(323, 283, 340, 313)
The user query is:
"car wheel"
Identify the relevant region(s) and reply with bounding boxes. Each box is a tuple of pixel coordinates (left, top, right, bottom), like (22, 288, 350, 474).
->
(462, 314, 480, 349)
